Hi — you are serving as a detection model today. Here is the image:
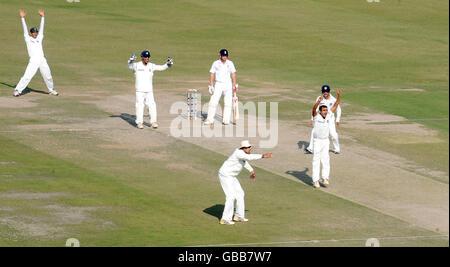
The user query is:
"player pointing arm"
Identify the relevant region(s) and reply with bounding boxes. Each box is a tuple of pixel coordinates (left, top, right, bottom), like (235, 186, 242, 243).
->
(217, 141, 272, 225)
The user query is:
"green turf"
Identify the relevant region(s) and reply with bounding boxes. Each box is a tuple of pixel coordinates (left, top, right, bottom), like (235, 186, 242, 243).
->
(0, 134, 446, 247)
(0, 0, 448, 246)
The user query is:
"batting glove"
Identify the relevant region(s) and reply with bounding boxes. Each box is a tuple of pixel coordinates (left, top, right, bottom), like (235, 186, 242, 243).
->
(208, 85, 214, 95)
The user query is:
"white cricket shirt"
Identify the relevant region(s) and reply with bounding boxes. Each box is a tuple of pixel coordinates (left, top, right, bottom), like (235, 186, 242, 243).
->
(128, 61, 168, 92)
(22, 18, 45, 58)
(313, 113, 332, 139)
(219, 149, 262, 177)
(210, 59, 236, 84)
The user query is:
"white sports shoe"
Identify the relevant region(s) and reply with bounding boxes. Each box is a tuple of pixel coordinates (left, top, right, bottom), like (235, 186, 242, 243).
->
(219, 219, 235, 225)
(233, 216, 249, 222)
(151, 122, 159, 129)
(313, 181, 320, 188)
(13, 90, 20, 97)
(49, 90, 59, 96)
(323, 179, 330, 186)
(203, 120, 214, 125)
(136, 123, 144, 129)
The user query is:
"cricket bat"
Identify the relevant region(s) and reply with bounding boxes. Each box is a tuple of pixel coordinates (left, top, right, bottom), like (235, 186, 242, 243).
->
(233, 84, 239, 121)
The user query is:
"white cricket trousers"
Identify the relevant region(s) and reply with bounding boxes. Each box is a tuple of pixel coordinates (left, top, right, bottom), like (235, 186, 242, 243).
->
(307, 120, 340, 152)
(135, 91, 157, 124)
(206, 82, 233, 124)
(219, 173, 245, 221)
(312, 138, 330, 182)
(15, 57, 54, 93)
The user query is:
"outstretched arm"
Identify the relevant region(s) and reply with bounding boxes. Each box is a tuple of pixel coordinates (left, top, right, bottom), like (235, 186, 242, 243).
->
(330, 90, 342, 113)
(38, 10, 45, 37)
(335, 104, 342, 125)
(312, 96, 323, 117)
(153, 63, 169, 71)
(127, 54, 137, 70)
(242, 152, 272, 180)
(19, 10, 28, 37)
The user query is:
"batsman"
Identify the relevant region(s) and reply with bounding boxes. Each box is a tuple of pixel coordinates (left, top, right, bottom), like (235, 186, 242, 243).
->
(204, 49, 238, 125)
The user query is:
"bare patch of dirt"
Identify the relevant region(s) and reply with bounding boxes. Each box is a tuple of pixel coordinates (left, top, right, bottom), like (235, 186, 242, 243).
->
(344, 113, 440, 137)
(395, 88, 426, 92)
(0, 96, 38, 108)
(0, 216, 65, 238)
(0, 192, 71, 200)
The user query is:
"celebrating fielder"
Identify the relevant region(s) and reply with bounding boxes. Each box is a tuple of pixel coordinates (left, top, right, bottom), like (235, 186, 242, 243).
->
(127, 50, 173, 129)
(311, 90, 342, 188)
(218, 140, 272, 225)
(306, 85, 341, 154)
(14, 10, 58, 97)
(204, 49, 238, 125)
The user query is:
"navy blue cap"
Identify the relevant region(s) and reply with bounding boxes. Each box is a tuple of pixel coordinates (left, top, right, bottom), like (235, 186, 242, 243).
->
(219, 49, 229, 56)
(30, 27, 39, 33)
(321, 85, 331, 93)
(141, 50, 151, 58)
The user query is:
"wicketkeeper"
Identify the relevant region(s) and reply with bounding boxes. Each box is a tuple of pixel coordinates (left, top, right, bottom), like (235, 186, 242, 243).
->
(127, 50, 173, 129)
(218, 140, 272, 225)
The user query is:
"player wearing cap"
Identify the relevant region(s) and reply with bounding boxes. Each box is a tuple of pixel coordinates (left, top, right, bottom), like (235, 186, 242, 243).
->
(311, 90, 341, 188)
(204, 49, 238, 125)
(217, 140, 273, 225)
(127, 50, 173, 129)
(306, 85, 342, 154)
(13, 9, 58, 97)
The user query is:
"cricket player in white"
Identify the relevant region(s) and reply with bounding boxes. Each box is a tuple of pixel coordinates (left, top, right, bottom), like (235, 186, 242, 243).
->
(306, 85, 341, 154)
(127, 50, 173, 129)
(218, 140, 272, 225)
(204, 49, 237, 125)
(14, 10, 58, 97)
(311, 90, 341, 188)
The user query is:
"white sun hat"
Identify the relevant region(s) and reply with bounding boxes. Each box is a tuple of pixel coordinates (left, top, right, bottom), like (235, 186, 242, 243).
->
(240, 140, 252, 148)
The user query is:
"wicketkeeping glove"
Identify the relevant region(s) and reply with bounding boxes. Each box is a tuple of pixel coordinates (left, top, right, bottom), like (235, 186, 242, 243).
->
(208, 85, 214, 95)
(166, 57, 174, 67)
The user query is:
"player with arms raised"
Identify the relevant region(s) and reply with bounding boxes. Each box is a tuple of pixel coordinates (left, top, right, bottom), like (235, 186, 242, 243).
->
(14, 9, 58, 97)
(127, 51, 173, 129)
(311, 90, 342, 188)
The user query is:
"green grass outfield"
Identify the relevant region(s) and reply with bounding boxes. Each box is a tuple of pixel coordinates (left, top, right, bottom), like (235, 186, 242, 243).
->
(0, 135, 447, 247)
(0, 0, 448, 246)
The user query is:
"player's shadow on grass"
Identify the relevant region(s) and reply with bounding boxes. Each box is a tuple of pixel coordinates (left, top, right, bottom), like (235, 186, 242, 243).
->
(0, 82, 48, 95)
(286, 168, 312, 186)
(110, 113, 151, 128)
(203, 204, 224, 220)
